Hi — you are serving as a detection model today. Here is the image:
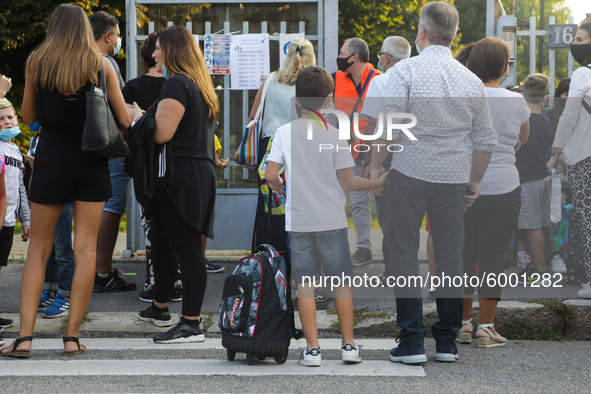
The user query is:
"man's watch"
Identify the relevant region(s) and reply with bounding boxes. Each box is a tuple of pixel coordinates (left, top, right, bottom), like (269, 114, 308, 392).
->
(550, 150, 563, 158)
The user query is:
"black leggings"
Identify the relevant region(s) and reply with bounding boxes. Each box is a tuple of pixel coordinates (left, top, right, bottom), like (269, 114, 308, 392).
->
(152, 194, 207, 316)
(463, 188, 521, 299)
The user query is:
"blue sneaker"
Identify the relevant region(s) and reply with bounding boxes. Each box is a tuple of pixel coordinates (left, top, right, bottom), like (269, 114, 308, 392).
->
(38, 289, 55, 311)
(389, 342, 427, 365)
(41, 293, 69, 318)
(435, 342, 459, 362)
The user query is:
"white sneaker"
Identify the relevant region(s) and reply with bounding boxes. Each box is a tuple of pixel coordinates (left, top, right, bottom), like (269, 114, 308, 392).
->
(341, 342, 362, 363)
(577, 282, 591, 299)
(298, 347, 321, 367)
(551, 255, 567, 274)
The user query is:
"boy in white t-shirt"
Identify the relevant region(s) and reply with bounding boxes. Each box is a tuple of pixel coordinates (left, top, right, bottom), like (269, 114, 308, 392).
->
(265, 66, 387, 367)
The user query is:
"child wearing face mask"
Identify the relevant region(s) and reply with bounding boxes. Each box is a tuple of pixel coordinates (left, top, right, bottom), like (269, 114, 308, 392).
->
(0, 98, 31, 271)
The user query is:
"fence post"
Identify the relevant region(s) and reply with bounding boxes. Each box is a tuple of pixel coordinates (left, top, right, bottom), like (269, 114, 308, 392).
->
(548, 16, 556, 104)
(530, 16, 537, 75)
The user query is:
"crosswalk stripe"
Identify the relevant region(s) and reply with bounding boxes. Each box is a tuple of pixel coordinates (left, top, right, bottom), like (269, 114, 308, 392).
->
(0, 359, 425, 377)
(25, 338, 396, 351)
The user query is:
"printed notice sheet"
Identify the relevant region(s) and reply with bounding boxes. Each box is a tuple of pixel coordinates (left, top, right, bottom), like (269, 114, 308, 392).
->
(204, 34, 231, 75)
(230, 34, 270, 89)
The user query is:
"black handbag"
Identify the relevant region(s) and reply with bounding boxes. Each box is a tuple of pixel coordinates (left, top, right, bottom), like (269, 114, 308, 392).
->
(81, 66, 129, 158)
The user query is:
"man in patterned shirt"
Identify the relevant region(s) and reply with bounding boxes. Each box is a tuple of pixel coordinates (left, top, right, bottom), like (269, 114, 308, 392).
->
(369, 1, 497, 364)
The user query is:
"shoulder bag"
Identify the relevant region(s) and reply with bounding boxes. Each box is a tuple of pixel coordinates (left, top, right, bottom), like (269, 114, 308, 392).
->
(82, 66, 130, 158)
(232, 73, 274, 168)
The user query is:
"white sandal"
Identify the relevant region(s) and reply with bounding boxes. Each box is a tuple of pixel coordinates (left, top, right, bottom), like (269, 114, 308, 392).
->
(476, 324, 507, 348)
(456, 319, 473, 344)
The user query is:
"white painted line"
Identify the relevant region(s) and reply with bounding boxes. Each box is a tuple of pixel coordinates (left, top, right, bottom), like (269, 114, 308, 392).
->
(0, 359, 425, 377)
(24, 338, 396, 351)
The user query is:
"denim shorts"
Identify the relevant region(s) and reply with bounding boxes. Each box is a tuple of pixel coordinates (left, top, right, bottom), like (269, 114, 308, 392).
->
(104, 158, 131, 216)
(289, 228, 354, 285)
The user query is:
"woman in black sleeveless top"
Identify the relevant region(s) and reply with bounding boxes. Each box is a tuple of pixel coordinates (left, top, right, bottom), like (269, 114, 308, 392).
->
(135, 26, 219, 343)
(1, 4, 131, 358)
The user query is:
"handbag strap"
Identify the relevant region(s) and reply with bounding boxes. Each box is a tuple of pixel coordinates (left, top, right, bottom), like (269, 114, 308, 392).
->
(90, 66, 108, 96)
(253, 72, 275, 122)
(582, 65, 591, 116)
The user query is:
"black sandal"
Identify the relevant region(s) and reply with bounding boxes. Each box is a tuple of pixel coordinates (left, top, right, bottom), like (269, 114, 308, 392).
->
(0, 336, 32, 358)
(63, 336, 86, 356)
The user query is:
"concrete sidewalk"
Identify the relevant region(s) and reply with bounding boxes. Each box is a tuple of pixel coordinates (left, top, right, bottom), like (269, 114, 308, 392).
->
(2, 229, 590, 340)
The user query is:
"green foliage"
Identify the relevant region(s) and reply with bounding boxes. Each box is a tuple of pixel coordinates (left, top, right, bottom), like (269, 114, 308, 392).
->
(338, 0, 429, 64)
(0, 1, 125, 151)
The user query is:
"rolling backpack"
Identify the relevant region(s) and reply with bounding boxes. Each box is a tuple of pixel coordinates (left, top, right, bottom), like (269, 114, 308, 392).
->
(219, 243, 302, 365)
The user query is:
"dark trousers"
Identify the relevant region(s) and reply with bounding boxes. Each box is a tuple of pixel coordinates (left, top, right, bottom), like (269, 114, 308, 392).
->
(375, 153, 393, 276)
(151, 194, 207, 317)
(0, 226, 14, 267)
(384, 170, 464, 345)
(463, 188, 521, 299)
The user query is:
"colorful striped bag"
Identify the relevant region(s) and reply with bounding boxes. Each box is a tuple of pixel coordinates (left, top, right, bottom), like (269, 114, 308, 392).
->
(232, 73, 274, 168)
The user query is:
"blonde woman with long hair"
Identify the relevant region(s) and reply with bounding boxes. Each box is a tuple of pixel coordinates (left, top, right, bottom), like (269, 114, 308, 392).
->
(135, 25, 219, 343)
(248, 38, 316, 254)
(1, 4, 131, 358)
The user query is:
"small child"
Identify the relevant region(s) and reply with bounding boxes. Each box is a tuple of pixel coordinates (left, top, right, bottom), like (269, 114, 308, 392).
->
(265, 66, 387, 367)
(515, 73, 554, 278)
(0, 98, 31, 269)
(0, 151, 9, 342)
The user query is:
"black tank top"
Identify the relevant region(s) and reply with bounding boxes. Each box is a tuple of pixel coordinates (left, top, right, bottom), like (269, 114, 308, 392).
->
(36, 83, 91, 139)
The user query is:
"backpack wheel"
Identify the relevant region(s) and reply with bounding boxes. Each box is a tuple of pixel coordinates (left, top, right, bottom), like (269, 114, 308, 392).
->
(274, 355, 287, 364)
(246, 353, 256, 365)
(226, 349, 236, 361)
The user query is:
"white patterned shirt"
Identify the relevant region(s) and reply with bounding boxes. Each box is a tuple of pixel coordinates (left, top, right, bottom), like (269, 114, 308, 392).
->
(382, 45, 497, 184)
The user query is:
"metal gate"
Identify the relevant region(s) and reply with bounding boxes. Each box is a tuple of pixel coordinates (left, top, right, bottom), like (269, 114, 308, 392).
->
(123, 0, 338, 254)
(486, 0, 577, 99)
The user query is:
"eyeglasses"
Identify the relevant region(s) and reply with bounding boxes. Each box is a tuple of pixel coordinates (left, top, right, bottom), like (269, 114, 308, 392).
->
(376, 52, 392, 59)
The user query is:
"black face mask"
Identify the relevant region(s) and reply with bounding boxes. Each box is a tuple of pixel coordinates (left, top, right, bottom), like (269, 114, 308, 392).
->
(570, 43, 591, 66)
(337, 53, 355, 72)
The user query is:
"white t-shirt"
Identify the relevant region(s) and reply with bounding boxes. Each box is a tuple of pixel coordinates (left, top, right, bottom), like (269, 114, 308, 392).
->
(267, 118, 355, 232)
(469, 88, 530, 195)
(360, 68, 392, 120)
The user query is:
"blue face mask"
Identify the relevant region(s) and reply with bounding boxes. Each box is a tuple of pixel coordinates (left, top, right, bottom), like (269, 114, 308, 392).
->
(161, 65, 171, 80)
(111, 36, 122, 56)
(377, 58, 384, 72)
(500, 76, 507, 86)
(415, 29, 422, 54)
(0, 126, 21, 141)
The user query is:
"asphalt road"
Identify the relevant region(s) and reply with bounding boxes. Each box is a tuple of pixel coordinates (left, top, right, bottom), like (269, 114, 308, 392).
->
(0, 338, 588, 392)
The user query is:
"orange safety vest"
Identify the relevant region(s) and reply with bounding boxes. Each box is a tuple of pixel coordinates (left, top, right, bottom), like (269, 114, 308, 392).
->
(333, 63, 382, 159)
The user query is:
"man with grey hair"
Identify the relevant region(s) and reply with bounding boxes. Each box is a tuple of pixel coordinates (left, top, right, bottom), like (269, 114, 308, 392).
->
(369, 1, 497, 364)
(333, 37, 382, 268)
(360, 36, 410, 282)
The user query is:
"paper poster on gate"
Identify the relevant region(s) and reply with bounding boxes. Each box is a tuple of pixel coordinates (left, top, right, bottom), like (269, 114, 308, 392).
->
(279, 33, 305, 68)
(230, 34, 270, 90)
(204, 34, 231, 75)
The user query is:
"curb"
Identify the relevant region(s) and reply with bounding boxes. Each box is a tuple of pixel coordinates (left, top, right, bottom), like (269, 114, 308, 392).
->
(3, 299, 590, 340)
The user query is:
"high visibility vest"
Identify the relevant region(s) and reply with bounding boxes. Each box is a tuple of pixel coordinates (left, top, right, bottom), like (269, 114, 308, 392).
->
(334, 63, 381, 159)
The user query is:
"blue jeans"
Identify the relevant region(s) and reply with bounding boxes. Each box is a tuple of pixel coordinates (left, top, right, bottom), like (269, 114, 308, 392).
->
(44, 203, 75, 297)
(384, 170, 464, 345)
(103, 158, 130, 215)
